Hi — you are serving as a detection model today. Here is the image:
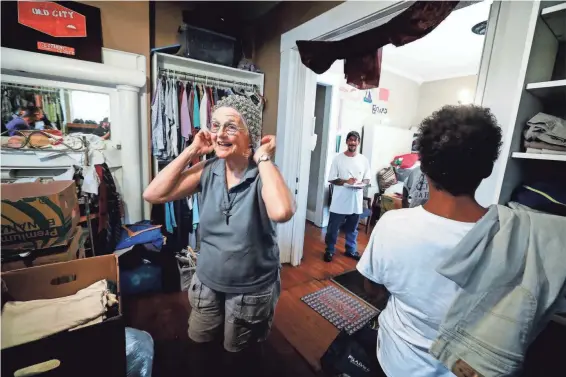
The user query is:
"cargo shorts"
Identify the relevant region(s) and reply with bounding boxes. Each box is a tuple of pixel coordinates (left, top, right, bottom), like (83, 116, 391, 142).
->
(187, 272, 281, 352)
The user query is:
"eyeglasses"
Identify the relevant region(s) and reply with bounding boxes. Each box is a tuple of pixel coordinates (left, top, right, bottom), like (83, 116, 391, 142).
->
(209, 123, 241, 136)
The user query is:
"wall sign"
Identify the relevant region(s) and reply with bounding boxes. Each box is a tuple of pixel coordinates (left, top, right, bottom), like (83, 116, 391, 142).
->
(1, 1, 102, 63)
(372, 105, 388, 115)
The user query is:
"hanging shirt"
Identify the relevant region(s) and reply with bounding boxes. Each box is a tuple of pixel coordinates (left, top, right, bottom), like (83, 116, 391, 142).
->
(206, 87, 213, 125)
(180, 82, 192, 139)
(164, 79, 179, 158)
(151, 78, 166, 157)
(171, 79, 180, 157)
(188, 84, 195, 134)
(199, 85, 209, 130)
(192, 194, 200, 229)
(193, 86, 200, 130)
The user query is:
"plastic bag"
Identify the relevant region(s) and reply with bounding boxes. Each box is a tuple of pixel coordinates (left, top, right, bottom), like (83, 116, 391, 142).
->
(126, 327, 154, 377)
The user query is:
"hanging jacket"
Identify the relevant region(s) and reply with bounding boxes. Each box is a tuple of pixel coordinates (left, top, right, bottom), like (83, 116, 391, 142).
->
(430, 205, 566, 377)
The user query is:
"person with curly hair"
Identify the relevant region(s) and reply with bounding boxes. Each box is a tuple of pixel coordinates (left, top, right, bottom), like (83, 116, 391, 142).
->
(356, 105, 502, 377)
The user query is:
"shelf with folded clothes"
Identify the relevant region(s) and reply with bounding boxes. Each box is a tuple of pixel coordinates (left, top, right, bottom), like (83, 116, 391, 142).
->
(526, 79, 566, 98)
(512, 152, 566, 162)
(541, 2, 566, 42)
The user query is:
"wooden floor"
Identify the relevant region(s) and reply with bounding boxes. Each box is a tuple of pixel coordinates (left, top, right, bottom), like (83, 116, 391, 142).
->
(123, 222, 371, 376)
(274, 222, 372, 371)
(122, 221, 566, 376)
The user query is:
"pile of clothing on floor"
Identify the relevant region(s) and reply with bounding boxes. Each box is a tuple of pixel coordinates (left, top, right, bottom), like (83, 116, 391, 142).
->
(523, 112, 566, 155)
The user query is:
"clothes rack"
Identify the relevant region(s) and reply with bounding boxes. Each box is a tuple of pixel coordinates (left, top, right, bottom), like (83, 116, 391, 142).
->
(158, 68, 258, 91)
(151, 53, 265, 252)
(1, 83, 60, 93)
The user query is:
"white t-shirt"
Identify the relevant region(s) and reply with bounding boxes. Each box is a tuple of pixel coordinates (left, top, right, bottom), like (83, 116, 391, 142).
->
(328, 153, 371, 215)
(357, 206, 476, 377)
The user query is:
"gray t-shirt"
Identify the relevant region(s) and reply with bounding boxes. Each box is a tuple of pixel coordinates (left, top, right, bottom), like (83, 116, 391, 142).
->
(404, 166, 429, 208)
(196, 157, 279, 294)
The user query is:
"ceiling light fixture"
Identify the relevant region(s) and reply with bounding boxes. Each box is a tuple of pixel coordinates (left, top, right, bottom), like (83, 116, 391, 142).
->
(472, 21, 487, 35)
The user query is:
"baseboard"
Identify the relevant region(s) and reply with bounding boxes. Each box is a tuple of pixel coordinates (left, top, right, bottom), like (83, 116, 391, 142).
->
(306, 209, 316, 223)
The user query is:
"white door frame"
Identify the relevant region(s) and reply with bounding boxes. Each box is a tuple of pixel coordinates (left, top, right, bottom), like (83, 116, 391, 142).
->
(277, 1, 501, 266)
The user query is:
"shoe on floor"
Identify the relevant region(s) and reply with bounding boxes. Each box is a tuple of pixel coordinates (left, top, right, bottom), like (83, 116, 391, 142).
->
(345, 251, 361, 261)
(323, 252, 333, 262)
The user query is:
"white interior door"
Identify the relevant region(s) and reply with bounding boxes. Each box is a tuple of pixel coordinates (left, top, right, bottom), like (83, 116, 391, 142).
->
(275, 48, 317, 266)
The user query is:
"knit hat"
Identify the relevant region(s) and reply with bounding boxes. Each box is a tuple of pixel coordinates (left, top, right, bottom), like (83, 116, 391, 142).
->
(213, 95, 262, 149)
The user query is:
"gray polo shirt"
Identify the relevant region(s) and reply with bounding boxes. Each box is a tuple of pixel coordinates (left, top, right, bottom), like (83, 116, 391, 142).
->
(196, 157, 279, 294)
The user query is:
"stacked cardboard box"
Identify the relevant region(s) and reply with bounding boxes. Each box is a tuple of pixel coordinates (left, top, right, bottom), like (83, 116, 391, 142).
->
(1, 255, 126, 377)
(1, 181, 82, 271)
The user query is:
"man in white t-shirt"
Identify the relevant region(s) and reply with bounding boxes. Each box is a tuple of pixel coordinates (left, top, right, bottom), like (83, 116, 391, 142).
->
(357, 105, 503, 376)
(325, 131, 371, 262)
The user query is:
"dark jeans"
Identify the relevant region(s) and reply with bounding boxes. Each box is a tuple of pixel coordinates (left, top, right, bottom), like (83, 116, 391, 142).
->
(325, 212, 360, 256)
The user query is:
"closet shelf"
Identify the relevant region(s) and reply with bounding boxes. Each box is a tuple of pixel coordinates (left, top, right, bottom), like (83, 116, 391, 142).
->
(542, 2, 566, 42)
(512, 152, 566, 162)
(154, 53, 264, 84)
(525, 79, 566, 98)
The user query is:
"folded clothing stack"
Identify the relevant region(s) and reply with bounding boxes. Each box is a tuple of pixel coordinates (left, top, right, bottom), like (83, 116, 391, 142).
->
(524, 113, 566, 155)
(1, 279, 118, 349)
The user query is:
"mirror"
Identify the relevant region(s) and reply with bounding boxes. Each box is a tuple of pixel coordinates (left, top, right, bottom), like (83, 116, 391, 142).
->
(1, 82, 111, 140)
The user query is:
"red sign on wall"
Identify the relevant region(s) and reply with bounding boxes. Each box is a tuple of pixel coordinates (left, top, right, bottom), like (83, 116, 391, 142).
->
(37, 41, 75, 55)
(18, 1, 87, 38)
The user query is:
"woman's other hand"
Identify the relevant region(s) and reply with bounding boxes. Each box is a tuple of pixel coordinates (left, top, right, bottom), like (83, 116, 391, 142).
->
(193, 130, 214, 156)
(254, 135, 276, 163)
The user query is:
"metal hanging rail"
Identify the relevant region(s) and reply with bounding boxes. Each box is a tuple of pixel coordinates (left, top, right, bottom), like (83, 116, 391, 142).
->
(1, 82, 60, 93)
(158, 68, 258, 91)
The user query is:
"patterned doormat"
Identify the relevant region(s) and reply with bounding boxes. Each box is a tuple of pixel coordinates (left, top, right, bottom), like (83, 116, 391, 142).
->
(301, 286, 379, 335)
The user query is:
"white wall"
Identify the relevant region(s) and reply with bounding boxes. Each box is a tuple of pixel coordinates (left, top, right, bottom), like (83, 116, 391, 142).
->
(379, 70, 421, 129)
(363, 125, 415, 197)
(415, 74, 478, 123)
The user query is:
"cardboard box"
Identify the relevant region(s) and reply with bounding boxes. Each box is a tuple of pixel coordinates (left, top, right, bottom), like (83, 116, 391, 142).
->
(1, 227, 85, 272)
(1, 255, 126, 377)
(1, 181, 79, 252)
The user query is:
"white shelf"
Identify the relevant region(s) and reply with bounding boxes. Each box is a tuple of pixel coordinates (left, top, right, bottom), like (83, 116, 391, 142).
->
(154, 52, 264, 90)
(512, 152, 566, 162)
(542, 2, 566, 42)
(525, 79, 566, 98)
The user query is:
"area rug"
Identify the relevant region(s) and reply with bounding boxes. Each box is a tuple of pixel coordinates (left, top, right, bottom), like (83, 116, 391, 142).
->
(332, 270, 389, 311)
(301, 286, 379, 335)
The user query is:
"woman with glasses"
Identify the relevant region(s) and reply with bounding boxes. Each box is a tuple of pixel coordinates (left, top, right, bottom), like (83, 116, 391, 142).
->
(143, 95, 295, 375)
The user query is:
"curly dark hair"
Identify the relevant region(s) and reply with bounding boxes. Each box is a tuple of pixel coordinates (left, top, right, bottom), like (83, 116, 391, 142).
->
(417, 105, 502, 196)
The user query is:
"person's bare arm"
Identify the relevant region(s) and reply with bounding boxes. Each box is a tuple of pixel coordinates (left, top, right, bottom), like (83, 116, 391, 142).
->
(255, 136, 296, 223)
(143, 131, 212, 204)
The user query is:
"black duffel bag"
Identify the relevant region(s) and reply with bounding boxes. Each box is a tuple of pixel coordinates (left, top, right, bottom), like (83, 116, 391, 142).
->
(321, 325, 385, 377)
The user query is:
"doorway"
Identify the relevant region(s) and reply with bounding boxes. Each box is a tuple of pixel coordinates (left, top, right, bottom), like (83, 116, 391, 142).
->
(276, 0, 499, 266)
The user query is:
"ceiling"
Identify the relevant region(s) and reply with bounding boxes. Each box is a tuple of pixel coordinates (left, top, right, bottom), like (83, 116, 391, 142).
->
(381, 1, 491, 83)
